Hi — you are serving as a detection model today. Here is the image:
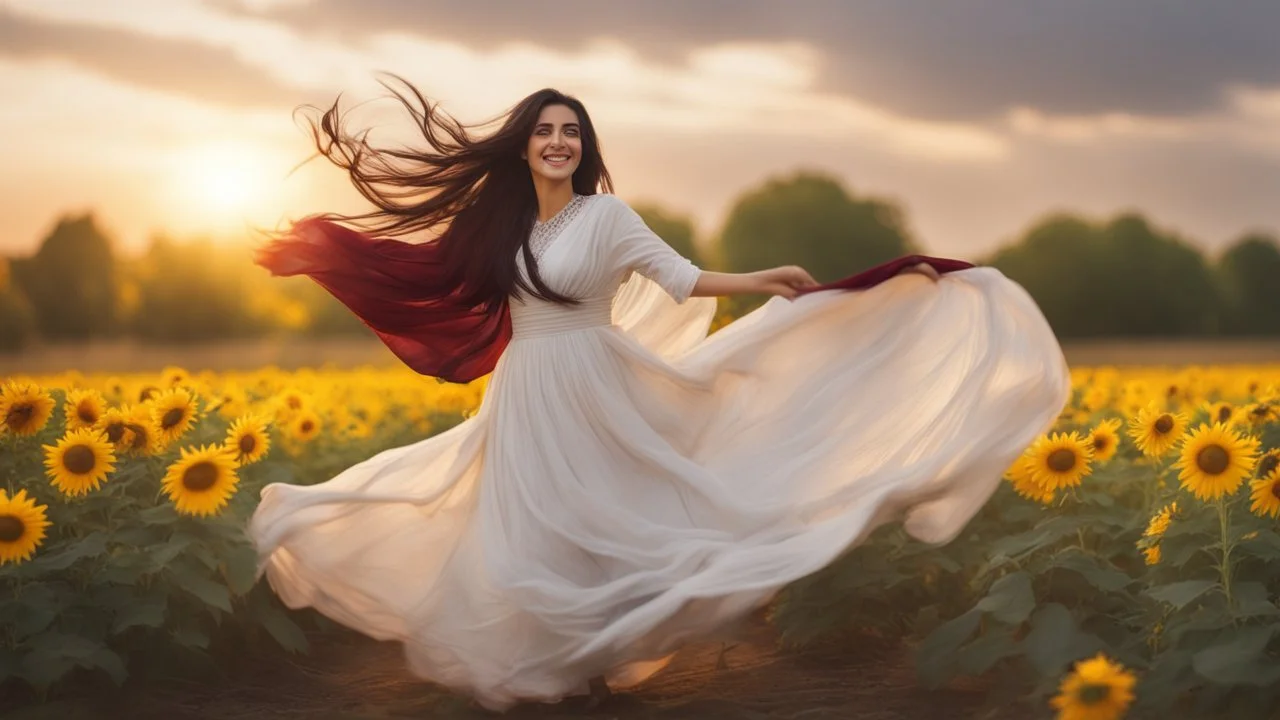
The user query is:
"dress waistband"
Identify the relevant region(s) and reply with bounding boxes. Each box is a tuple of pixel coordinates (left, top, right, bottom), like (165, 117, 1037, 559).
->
(510, 296, 613, 339)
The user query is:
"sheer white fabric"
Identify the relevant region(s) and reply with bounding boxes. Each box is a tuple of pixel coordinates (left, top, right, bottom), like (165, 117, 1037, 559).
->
(249, 193, 1070, 710)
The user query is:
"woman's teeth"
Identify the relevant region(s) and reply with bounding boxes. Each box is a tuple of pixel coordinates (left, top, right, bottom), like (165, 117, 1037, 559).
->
(543, 155, 570, 165)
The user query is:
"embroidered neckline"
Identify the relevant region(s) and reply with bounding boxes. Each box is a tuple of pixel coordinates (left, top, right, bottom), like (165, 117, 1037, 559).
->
(530, 194, 588, 262)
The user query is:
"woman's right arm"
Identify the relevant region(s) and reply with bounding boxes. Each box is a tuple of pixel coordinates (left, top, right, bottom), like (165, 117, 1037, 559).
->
(690, 266, 819, 300)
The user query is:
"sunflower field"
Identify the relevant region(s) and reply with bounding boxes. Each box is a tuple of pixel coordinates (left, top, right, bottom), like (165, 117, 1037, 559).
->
(0, 365, 483, 694)
(2, 364, 1280, 719)
(774, 364, 1280, 719)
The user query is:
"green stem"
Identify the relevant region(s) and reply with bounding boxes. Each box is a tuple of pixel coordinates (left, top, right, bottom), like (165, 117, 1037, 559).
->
(1218, 496, 1233, 610)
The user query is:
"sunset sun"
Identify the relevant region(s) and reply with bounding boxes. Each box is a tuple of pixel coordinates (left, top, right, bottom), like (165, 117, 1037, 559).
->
(171, 142, 284, 233)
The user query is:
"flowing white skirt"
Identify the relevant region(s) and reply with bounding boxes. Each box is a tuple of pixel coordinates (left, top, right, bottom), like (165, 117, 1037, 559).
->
(249, 267, 1069, 710)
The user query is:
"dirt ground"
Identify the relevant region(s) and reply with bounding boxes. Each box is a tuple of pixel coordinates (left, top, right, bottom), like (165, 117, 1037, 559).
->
(3, 617, 1005, 720)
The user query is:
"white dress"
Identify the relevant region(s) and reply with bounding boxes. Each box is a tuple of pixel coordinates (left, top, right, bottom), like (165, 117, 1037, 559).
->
(249, 192, 1070, 710)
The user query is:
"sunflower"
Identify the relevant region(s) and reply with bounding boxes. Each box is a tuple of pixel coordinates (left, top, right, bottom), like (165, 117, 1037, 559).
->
(225, 414, 271, 465)
(1086, 419, 1122, 463)
(122, 404, 162, 456)
(1024, 432, 1094, 492)
(151, 387, 199, 445)
(1005, 455, 1055, 505)
(1243, 402, 1277, 428)
(1257, 449, 1280, 481)
(0, 489, 51, 565)
(161, 444, 240, 517)
(95, 405, 134, 452)
(160, 365, 191, 388)
(289, 410, 322, 443)
(1141, 544, 1161, 566)
(1050, 653, 1137, 720)
(1127, 404, 1188, 459)
(0, 381, 55, 436)
(137, 385, 161, 403)
(1143, 501, 1179, 539)
(1202, 401, 1240, 427)
(1248, 468, 1280, 519)
(1174, 423, 1259, 502)
(63, 388, 107, 432)
(43, 427, 117, 496)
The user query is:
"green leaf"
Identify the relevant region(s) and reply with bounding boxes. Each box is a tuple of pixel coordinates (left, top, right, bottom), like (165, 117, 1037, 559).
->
(955, 628, 1018, 676)
(25, 531, 108, 572)
(976, 571, 1035, 625)
(916, 609, 981, 688)
(172, 624, 209, 650)
(19, 632, 126, 688)
(1024, 603, 1073, 676)
(1192, 626, 1280, 686)
(111, 594, 167, 634)
(222, 544, 261, 596)
(169, 564, 232, 613)
(1049, 550, 1134, 593)
(1146, 580, 1218, 610)
(257, 606, 309, 654)
(1231, 582, 1280, 619)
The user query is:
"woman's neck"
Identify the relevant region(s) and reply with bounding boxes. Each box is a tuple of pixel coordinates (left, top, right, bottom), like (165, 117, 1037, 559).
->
(532, 180, 577, 223)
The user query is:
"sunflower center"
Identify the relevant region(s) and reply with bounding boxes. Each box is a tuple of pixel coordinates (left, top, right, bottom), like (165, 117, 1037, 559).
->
(1047, 449, 1077, 473)
(0, 515, 24, 542)
(6, 403, 33, 428)
(238, 435, 257, 454)
(1259, 455, 1279, 479)
(1196, 445, 1230, 475)
(182, 462, 219, 492)
(160, 408, 185, 430)
(1154, 415, 1174, 434)
(1092, 436, 1111, 452)
(1077, 683, 1111, 705)
(64, 445, 97, 474)
(288, 397, 302, 409)
(301, 420, 314, 433)
(76, 405, 98, 423)
(105, 422, 126, 444)
(1271, 481, 1280, 501)
(1217, 406, 1234, 423)
(125, 423, 150, 450)
(139, 386, 158, 402)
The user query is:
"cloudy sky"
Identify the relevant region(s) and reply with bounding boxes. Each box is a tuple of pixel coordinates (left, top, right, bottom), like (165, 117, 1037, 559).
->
(3, 0, 1278, 258)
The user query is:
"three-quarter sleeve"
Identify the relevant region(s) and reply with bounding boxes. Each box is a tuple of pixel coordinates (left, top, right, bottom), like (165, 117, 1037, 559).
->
(603, 195, 702, 304)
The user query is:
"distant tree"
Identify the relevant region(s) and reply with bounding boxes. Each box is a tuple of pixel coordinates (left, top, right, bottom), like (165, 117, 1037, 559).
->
(1214, 233, 1280, 335)
(0, 258, 35, 351)
(129, 235, 266, 342)
(632, 203, 704, 268)
(14, 213, 117, 339)
(716, 172, 916, 314)
(987, 212, 1219, 338)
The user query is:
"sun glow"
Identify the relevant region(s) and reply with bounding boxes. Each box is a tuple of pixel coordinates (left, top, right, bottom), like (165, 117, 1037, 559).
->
(169, 141, 288, 234)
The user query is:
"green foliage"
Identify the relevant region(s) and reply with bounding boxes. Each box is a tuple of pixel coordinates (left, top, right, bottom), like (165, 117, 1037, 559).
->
(1215, 234, 1280, 335)
(716, 171, 916, 314)
(986, 213, 1221, 338)
(13, 214, 117, 340)
(0, 263, 36, 351)
(633, 204, 704, 268)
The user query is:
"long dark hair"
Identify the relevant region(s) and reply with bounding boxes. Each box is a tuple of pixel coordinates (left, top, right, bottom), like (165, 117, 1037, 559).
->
(292, 74, 612, 307)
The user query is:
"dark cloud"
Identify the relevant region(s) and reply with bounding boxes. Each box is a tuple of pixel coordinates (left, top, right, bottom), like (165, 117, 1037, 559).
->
(0, 7, 301, 109)
(239, 0, 1280, 120)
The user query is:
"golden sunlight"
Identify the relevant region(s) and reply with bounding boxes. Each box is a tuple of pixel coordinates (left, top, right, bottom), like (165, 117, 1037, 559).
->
(169, 141, 286, 234)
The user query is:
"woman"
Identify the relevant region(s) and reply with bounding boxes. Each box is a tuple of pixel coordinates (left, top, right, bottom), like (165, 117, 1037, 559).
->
(249, 76, 1069, 712)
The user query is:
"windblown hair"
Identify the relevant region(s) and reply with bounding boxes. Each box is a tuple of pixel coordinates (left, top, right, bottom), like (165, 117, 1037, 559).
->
(292, 74, 613, 307)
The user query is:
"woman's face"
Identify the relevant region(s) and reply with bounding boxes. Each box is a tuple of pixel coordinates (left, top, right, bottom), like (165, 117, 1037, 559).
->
(525, 104, 582, 184)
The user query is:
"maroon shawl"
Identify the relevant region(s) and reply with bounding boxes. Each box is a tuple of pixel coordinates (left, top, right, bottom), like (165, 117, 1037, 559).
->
(253, 218, 972, 383)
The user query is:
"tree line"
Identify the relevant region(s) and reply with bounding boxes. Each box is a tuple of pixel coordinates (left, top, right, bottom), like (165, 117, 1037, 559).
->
(1, 170, 1277, 351)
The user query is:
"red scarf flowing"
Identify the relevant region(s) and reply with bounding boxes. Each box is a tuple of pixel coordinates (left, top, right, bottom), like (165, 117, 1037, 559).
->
(253, 218, 972, 383)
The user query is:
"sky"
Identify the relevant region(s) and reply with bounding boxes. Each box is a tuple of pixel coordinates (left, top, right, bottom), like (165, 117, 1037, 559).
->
(2, 0, 1279, 259)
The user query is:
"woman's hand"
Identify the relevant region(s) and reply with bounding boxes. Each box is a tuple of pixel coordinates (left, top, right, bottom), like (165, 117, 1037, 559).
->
(752, 265, 820, 300)
(897, 262, 941, 282)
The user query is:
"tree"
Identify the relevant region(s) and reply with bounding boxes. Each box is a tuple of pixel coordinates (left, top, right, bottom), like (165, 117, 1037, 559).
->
(15, 213, 117, 339)
(632, 203, 704, 268)
(719, 172, 916, 281)
(987, 212, 1220, 338)
(0, 258, 35, 351)
(1214, 233, 1280, 335)
(716, 172, 917, 314)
